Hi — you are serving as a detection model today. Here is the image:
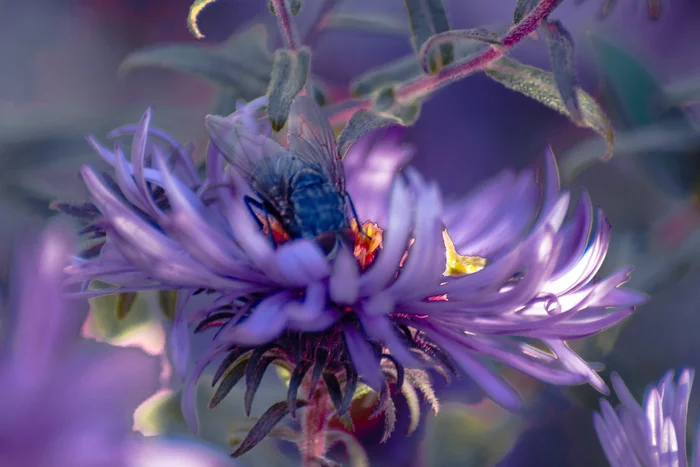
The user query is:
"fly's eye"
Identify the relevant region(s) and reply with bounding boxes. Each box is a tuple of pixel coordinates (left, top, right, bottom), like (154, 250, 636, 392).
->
(315, 232, 339, 256)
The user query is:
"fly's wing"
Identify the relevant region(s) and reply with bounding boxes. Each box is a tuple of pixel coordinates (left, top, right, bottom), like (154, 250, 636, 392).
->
(287, 96, 346, 192)
(206, 114, 291, 212)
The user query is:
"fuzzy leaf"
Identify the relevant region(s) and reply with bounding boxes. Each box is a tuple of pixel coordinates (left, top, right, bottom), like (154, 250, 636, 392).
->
(232, 400, 308, 457)
(210, 356, 249, 409)
(380, 394, 397, 443)
(513, 0, 539, 24)
(541, 20, 581, 122)
(373, 87, 396, 112)
(351, 56, 424, 98)
(391, 102, 422, 126)
(326, 430, 370, 467)
(337, 110, 402, 158)
(418, 29, 501, 73)
(404, 0, 453, 72)
(485, 56, 614, 160)
(88, 286, 151, 340)
(400, 382, 422, 435)
(228, 418, 301, 445)
(115, 292, 138, 320)
(267, 47, 311, 131)
(406, 369, 439, 415)
(188, 0, 219, 39)
(120, 26, 272, 98)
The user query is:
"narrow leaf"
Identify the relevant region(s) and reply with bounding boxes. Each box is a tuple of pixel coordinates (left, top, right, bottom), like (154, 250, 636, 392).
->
(322, 372, 345, 414)
(351, 56, 424, 98)
(116, 292, 137, 320)
(341, 365, 359, 414)
(380, 393, 397, 443)
(188, 0, 219, 39)
(210, 357, 249, 409)
(406, 369, 439, 415)
(231, 400, 308, 457)
(400, 382, 422, 435)
(287, 361, 311, 418)
(158, 290, 179, 321)
(213, 348, 250, 386)
(321, 14, 408, 36)
(267, 47, 311, 131)
(120, 26, 272, 98)
(244, 356, 277, 416)
(337, 110, 402, 158)
(308, 348, 329, 398)
(541, 20, 581, 122)
(485, 56, 614, 160)
(404, 0, 453, 72)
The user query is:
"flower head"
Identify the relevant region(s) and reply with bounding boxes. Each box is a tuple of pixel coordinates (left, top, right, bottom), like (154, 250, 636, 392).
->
(594, 369, 697, 467)
(60, 95, 645, 454)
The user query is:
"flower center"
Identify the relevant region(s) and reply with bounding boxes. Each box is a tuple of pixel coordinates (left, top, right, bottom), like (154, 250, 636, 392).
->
(256, 215, 383, 269)
(442, 230, 486, 277)
(350, 219, 383, 269)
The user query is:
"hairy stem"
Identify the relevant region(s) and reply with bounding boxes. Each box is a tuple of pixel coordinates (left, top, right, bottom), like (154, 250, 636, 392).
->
(299, 390, 332, 467)
(271, 0, 299, 50)
(326, 0, 560, 126)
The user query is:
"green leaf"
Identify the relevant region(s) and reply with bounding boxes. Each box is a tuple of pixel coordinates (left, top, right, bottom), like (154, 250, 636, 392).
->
(423, 402, 523, 467)
(321, 13, 408, 35)
(120, 25, 273, 99)
(485, 56, 614, 161)
(542, 20, 581, 122)
(351, 56, 424, 98)
(404, 0, 453, 72)
(88, 285, 153, 340)
(337, 110, 403, 158)
(267, 47, 311, 132)
(373, 87, 396, 112)
(116, 292, 138, 320)
(559, 121, 700, 182)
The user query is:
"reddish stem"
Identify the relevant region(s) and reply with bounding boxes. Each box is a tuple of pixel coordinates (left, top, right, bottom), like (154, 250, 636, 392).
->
(271, 0, 299, 50)
(299, 390, 332, 467)
(326, 0, 560, 124)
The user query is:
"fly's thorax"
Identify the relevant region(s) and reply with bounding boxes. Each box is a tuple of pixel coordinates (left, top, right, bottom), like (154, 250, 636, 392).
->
(288, 169, 349, 238)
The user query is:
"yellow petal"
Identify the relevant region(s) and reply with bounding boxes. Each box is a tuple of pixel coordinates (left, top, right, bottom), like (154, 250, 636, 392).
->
(443, 230, 486, 277)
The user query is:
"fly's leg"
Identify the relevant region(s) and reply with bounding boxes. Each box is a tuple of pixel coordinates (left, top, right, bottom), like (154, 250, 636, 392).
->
(244, 195, 277, 248)
(346, 194, 370, 239)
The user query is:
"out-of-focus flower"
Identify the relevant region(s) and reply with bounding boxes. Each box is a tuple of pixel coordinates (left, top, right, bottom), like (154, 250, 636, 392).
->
(61, 95, 645, 455)
(0, 222, 238, 466)
(594, 369, 698, 467)
(0, 223, 159, 466)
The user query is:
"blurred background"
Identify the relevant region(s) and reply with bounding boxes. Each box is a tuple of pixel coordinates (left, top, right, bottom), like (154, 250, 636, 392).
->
(2, 0, 700, 465)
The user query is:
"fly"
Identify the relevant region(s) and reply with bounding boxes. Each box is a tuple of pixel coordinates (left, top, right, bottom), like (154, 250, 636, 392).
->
(206, 95, 361, 256)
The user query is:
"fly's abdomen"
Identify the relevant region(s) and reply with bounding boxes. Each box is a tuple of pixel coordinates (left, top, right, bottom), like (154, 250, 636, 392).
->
(289, 171, 348, 238)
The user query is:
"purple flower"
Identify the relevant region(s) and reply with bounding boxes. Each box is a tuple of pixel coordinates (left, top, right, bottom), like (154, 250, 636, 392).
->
(61, 95, 645, 453)
(0, 222, 159, 466)
(0, 222, 239, 466)
(594, 369, 697, 467)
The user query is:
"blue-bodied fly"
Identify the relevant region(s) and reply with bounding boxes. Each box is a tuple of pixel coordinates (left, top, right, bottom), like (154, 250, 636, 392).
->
(206, 95, 359, 255)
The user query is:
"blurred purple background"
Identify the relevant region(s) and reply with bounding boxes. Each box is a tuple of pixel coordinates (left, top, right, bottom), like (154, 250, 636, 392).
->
(3, 1, 700, 466)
